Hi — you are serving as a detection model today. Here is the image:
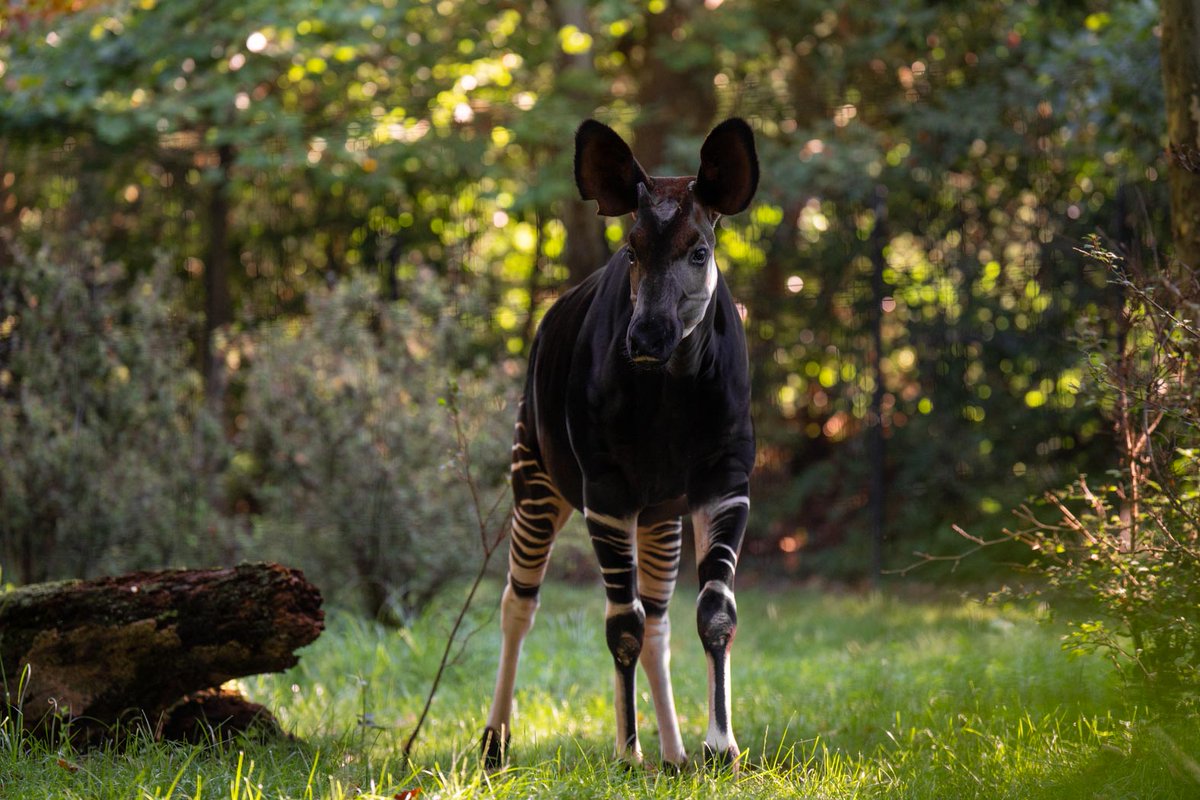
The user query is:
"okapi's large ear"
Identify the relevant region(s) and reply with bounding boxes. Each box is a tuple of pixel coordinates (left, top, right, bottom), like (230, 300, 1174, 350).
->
(694, 118, 759, 216)
(574, 119, 651, 217)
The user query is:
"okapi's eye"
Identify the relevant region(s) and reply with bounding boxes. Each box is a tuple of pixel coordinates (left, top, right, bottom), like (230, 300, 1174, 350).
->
(626, 248, 637, 264)
(690, 246, 709, 265)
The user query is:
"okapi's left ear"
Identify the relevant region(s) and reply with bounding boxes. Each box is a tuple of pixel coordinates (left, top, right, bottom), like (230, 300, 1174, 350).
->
(575, 119, 651, 217)
(694, 118, 759, 216)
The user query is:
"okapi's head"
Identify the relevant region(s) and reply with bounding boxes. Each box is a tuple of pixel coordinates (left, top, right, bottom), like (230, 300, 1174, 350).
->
(575, 118, 759, 366)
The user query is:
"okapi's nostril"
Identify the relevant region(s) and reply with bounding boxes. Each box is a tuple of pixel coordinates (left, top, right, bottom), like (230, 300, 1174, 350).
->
(628, 328, 653, 358)
(628, 311, 685, 364)
(628, 322, 672, 363)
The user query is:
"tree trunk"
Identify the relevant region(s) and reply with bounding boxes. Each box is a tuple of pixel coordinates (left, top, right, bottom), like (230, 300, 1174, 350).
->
(202, 143, 235, 400)
(633, 2, 718, 172)
(867, 188, 890, 583)
(563, 199, 610, 285)
(2, 562, 323, 746)
(554, 0, 610, 285)
(1161, 0, 1200, 273)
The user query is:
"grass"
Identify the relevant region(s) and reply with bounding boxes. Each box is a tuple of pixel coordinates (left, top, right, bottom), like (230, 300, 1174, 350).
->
(3, 579, 1199, 798)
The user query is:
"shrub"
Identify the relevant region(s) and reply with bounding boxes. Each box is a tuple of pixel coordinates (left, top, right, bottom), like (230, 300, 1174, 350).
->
(0, 240, 225, 583)
(1032, 239, 1200, 697)
(958, 238, 1200, 704)
(235, 274, 516, 621)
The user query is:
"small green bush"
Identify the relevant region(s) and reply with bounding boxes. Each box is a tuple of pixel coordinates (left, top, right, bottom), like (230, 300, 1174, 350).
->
(0, 241, 225, 583)
(983, 239, 1200, 704)
(235, 274, 516, 621)
(0, 242, 516, 621)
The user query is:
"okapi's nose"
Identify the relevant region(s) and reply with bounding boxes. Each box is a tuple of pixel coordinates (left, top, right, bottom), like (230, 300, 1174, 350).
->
(627, 315, 680, 364)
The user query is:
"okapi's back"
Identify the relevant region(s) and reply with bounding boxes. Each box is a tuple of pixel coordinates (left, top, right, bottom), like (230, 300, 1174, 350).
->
(520, 266, 606, 511)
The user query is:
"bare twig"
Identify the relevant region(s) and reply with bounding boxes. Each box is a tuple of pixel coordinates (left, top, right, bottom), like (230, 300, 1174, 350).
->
(883, 524, 1022, 576)
(401, 386, 510, 762)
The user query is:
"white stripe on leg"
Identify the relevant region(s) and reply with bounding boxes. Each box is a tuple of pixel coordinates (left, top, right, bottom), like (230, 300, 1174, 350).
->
(640, 614, 686, 766)
(485, 583, 538, 736)
(704, 648, 738, 757)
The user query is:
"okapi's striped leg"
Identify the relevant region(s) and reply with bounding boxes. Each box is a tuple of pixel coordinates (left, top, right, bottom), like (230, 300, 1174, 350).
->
(585, 506, 644, 764)
(636, 514, 686, 768)
(482, 424, 571, 769)
(692, 487, 750, 770)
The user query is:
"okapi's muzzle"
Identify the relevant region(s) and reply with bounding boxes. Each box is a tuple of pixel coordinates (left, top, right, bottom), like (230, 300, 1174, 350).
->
(626, 309, 681, 365)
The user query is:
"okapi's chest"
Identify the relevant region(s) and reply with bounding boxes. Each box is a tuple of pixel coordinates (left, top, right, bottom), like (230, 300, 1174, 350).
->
(541, 259, 754, 515)
(590, 367, 707, 505)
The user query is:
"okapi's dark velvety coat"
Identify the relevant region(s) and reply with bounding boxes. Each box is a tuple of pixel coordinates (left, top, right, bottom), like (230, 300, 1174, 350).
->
(482, 119, 759, 770)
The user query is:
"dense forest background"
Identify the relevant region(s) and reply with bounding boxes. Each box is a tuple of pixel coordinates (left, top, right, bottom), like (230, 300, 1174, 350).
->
(0, 0, 1177, 619)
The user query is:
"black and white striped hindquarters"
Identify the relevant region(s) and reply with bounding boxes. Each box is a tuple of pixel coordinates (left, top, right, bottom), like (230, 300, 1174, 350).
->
(636, 515, 683, 619)
(507, 412, 571, 599)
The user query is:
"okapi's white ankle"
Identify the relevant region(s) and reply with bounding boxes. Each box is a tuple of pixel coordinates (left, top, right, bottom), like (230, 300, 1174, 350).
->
(640, 616, 686, 766)
(612, 670, 643, 764)
(704, 724, 738, 757)
(703, 648, 737, 758)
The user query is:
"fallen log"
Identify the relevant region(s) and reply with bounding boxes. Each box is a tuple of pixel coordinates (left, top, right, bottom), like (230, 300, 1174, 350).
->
(0, 562, 323, 746)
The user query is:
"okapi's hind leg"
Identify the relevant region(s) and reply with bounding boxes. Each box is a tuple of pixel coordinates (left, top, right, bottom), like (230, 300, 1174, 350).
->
(482, 417, 571, 769)
(636, 512, 686, 769)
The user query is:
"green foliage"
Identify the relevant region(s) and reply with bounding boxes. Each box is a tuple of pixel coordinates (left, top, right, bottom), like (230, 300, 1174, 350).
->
(725, 0, 1167, 573)
(0, 0, 1177, 580)
(0, 239, 513, 618)
(1001, 240, 1200, 701)
(0, 239, 225, 583)
(236, 275, 515, 620)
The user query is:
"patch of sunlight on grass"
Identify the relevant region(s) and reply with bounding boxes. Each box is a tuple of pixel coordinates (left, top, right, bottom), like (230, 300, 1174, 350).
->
(4, 582, 1199, 798)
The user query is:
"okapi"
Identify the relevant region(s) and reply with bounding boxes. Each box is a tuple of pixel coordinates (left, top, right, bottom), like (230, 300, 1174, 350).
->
(482, 118, 759, 770)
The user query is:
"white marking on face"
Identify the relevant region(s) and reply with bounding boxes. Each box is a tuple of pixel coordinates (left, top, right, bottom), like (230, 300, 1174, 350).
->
(681, 255, 719, 339)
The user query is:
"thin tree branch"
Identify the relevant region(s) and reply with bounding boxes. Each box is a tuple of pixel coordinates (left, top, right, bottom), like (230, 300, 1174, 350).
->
(401, 386, 510, 762)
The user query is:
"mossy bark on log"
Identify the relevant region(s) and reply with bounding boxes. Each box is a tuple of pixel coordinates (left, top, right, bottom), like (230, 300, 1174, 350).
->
(0, 562, 323, 745)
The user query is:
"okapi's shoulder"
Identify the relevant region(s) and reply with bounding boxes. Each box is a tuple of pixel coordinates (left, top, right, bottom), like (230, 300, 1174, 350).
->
(685, 275, 755, 493)
(695, 274, 751, 394)
(564, 255, 636, 392)
(536, 265, 606, 341)
(529, 264, 612, 388)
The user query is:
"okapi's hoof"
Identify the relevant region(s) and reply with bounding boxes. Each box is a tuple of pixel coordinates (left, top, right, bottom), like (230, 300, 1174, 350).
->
(481, 726, 510, 770)
(702, 742, 742, 774)
(660, 756, 688, 775)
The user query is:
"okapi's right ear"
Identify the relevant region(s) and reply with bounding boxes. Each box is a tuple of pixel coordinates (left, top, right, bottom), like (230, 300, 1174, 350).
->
(574, 119, 651, 217)
(694, 117, 759, 216)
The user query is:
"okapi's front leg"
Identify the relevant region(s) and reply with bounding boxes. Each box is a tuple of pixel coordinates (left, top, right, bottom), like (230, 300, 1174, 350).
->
(636, 512, 686, 768)
(584, 503, 644, 764)
(692, 484, 750, 768)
